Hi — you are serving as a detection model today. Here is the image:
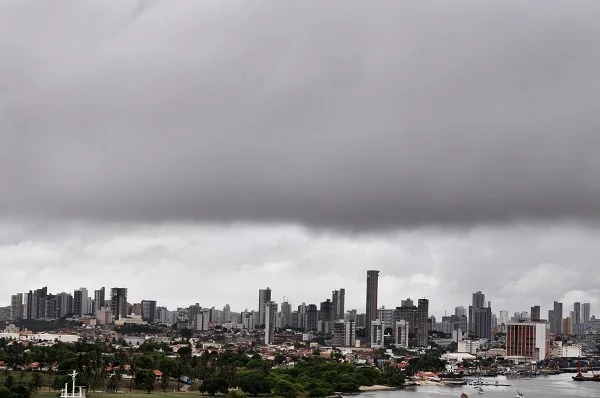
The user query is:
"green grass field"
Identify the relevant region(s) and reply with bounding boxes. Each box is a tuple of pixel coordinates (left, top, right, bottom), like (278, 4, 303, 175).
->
(0, 371, 201, 396)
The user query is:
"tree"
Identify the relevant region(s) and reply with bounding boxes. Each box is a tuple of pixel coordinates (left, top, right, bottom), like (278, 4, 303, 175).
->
(161, 375, 169, 393)
(29, 373, 43, 392)
(0, 387, 12, 398)
(135, 370, 155, 394)
(199, 376, 229, 396)
(235, 371, 271, 396)
(3, 375, 14, 390)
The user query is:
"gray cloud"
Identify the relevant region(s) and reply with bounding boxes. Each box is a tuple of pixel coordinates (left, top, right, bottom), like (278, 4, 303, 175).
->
(2, 1, 600, 230)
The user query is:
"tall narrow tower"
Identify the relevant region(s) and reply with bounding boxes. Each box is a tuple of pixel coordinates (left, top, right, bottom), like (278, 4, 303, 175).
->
(258, 288, 272, 327)
(365, 270, 379, 342)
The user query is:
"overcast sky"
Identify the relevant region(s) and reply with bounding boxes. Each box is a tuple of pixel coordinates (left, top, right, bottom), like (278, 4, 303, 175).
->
(1, 0, 600, 318)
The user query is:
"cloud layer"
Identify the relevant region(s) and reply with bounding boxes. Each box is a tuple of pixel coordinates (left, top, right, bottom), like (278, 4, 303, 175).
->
(1, 220, 598, 317)
(2, 1, 600, 229)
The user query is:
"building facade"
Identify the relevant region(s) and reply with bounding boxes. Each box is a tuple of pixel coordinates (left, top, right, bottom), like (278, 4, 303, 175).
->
(506, 322, 548, 361)
(365, 270, 379, 342)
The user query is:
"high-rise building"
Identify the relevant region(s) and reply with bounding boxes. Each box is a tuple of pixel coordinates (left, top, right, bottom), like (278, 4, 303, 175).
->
(280, 301, 292, 328)
(401, 298, 414, 307)
(394, 300, 419, 339)
(393, 320, 409, 348)
(306, 304, 318, 332)
(258, 288, 272, 327)
(455, 306, 467, 317)
(94, 288, 105, 314)
(333, 320, 356, 347)
(57, 292, 73, 318)
(563, 317, 573, 335)
(297, 303, 307, 330)
(531, 305, 541, 322)
(264, 301, 277, 345)
(10, 294, 23, 321)
(378, 307, 395, 333)
(365, 270, 379, 342)
(332, 289, 345, 322)
(223, 304, 231, 323)
(582, 303, 591, 323)
(141, 300, 157, 322)
(551, 301, 563, 334)
(417, 299, 429, 347)
(499, 310, 509, 325)
(110, 288, 128, 320)
(473, 307, 492, 339)
(370, 319, 383, 348)
(506, 322, 548, 361)
(573, 302, 581, 325)
(73, 289, 84, 317)
(469, 291, 485, 333)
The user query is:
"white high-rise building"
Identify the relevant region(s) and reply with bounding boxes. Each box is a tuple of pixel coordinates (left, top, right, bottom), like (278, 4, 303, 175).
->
(370, 319, 383, 348)
(393, 320, 409, 348)
(264, 301, 278, 345)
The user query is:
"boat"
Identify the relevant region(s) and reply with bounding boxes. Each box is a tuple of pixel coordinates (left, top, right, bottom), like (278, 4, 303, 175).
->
(461, 393, 469, 398)
(515, 392, 524, 398)
(478, 387, 484, 394)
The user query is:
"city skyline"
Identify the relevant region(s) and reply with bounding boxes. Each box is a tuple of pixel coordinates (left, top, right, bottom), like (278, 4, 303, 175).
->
(1, 1, 600, 321)
(5, 277, 595, 324)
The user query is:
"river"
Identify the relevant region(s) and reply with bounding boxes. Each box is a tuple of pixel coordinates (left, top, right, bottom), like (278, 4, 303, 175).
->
(357, 374, 600, 398)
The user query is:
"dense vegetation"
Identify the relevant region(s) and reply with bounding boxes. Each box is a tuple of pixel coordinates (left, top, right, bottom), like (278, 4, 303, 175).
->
(0, 338, 411, 397)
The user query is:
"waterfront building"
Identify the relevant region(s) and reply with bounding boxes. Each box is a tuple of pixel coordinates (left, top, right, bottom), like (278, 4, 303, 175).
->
(258, 287, 272, 327)
(365, 270, 379, 342)
(506, 322, 548, 361)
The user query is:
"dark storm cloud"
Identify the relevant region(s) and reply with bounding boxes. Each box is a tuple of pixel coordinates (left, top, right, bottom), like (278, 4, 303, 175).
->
(2, 0, 600, 229)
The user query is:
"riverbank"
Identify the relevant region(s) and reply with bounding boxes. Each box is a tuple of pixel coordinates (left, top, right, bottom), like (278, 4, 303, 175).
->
(358, 385, 396, 391)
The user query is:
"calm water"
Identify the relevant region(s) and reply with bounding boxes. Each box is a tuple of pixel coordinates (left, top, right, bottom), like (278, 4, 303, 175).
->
(359, 374, 600, 398)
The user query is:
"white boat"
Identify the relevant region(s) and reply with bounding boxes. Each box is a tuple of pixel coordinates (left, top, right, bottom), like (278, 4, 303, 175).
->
(515, 392, 524, 398)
